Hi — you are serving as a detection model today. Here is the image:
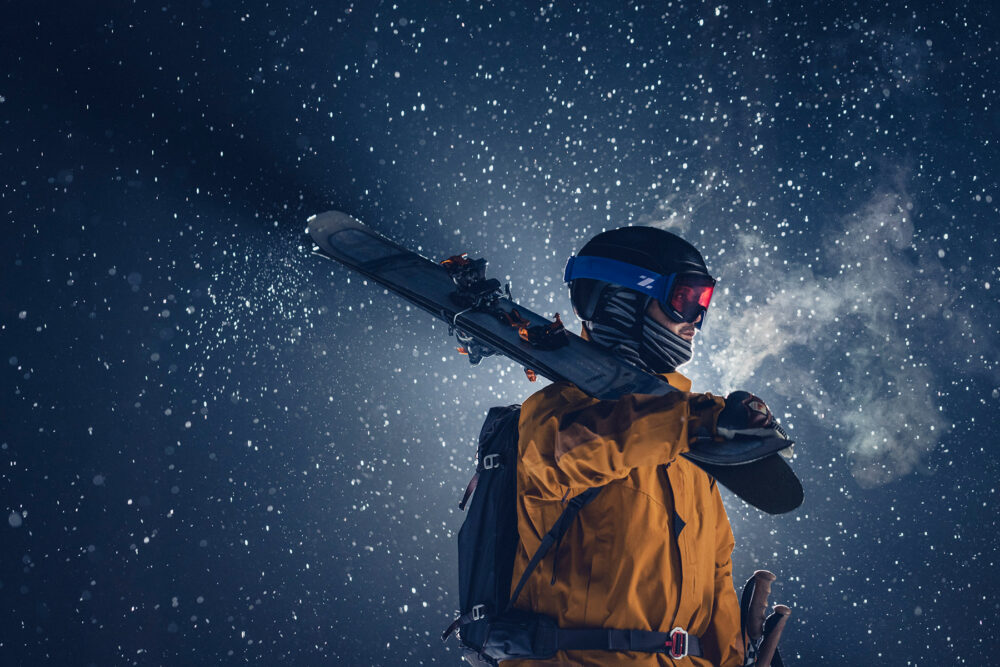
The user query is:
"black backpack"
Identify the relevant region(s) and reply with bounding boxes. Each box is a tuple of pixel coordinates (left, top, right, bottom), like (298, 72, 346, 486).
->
(441, 405, 601, 665)
(441, 405, 603, 665)
(441, 405, 720, 664)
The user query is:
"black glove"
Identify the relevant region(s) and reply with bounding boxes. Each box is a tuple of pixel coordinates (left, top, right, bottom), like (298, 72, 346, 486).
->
(717, 391, 788, 440)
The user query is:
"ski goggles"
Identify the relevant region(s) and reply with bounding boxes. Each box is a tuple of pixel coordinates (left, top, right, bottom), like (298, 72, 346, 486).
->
(564, 255, 715, 327)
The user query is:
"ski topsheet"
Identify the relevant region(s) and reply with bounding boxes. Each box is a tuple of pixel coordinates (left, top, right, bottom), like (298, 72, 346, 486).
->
(307, 211, 802, 513)
(308, 210, 671, 399)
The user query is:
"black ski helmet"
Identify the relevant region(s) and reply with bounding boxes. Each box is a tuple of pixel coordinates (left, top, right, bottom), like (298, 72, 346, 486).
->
(568, 226, 714, 322)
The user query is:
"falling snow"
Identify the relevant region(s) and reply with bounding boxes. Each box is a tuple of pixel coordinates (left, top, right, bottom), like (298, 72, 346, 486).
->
(2, 2, 998, 665)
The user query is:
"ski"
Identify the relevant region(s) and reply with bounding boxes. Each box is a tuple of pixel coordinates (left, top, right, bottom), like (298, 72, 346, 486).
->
(307, 211, 802, 513)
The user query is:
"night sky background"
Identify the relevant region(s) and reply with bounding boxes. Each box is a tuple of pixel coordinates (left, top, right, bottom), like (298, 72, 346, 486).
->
(3, 2, 998, 665)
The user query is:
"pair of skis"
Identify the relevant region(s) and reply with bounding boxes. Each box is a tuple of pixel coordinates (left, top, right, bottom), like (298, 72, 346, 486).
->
(306, 211, 802, 514)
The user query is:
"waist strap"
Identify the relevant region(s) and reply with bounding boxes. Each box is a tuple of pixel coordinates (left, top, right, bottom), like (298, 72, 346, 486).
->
(556, 626, 702, 659)
(447, 609, 703, 662)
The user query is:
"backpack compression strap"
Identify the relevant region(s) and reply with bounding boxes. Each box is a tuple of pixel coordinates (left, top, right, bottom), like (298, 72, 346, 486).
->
(443, 485, 606, 643)
(500, 486, 705, 659)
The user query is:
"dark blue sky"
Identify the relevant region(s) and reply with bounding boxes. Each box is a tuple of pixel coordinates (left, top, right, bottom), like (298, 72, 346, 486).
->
(3, 2, 998, 664)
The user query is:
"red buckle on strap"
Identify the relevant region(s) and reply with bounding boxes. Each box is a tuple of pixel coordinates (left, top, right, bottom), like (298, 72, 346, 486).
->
(666, 627, 688, 659)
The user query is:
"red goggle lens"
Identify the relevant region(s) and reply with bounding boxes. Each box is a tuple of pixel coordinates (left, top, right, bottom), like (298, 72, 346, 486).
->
(667, 278, 715, 321)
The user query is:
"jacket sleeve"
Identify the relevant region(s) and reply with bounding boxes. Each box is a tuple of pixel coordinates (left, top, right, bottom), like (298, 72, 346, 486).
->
(518, 382, 723, 498)
(700, 484, 745, 667)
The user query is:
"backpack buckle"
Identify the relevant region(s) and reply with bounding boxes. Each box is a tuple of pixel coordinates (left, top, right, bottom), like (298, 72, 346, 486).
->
(472, 604, 487, 621)
(483, 454, 501, 470)
(666, 627, 688, 659)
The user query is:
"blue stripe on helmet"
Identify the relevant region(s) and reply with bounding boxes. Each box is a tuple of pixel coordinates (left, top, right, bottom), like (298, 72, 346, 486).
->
(564, 255, 670, 302)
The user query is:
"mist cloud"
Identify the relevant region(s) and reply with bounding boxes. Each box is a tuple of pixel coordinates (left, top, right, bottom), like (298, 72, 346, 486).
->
(651, 180, 963, 488)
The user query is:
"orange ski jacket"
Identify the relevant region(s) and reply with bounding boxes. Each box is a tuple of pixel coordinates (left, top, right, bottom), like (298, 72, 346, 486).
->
(504, 373, 744, 666)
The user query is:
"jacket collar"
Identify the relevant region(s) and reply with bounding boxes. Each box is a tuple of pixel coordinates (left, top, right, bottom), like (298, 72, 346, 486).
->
(659, 371, 691, 392)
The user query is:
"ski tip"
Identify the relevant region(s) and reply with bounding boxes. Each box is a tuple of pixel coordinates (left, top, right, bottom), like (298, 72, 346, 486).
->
(687, 451, 804, 514)
(307, 211, 368, 244)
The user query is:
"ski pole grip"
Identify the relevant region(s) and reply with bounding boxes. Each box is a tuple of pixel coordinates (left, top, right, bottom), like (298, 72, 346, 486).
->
(747, 570, 776, 641)
(755, 605, 790, 667)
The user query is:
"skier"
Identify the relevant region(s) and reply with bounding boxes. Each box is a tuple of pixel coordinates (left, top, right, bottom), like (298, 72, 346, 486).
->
(505, 226, 788, 666)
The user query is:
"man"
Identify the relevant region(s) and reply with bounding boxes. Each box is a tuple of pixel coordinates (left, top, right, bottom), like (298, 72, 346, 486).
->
(505, 226, 786, 666)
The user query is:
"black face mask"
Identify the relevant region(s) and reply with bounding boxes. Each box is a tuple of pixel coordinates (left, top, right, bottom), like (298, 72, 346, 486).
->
(584, 287, 693, 374)
(640, 311, 693, 373)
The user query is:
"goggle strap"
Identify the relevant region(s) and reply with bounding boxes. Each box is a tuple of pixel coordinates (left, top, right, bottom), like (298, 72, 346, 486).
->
(566, 255, 713, 326)
(564, 255, 668, 299)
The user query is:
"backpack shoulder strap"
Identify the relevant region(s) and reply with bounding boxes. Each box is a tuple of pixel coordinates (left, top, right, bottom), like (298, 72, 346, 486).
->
(507, 485, 604, 610)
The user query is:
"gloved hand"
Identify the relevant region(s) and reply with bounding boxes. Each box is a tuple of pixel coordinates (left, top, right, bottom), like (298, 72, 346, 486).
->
(717, 391, 788, 440)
